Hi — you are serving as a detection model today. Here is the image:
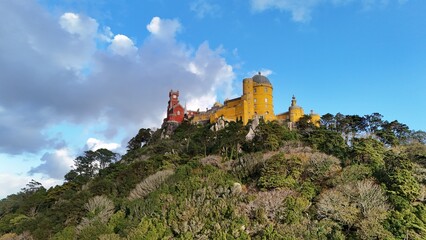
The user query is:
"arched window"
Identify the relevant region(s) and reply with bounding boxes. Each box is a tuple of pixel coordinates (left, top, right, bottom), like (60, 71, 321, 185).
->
(254, 98, 257, 103)
(177, 111, 181, 115)
(265, 98, 268, 103)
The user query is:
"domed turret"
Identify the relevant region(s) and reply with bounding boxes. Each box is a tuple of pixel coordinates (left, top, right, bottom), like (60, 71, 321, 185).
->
(288, 95, 304, 123)
(289, 95, 302, 110)
(252, 72, 271, 85)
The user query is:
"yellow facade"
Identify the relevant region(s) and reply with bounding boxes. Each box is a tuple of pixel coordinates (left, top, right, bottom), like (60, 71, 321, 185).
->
(207, 73, 276, 125)
(309, 111, 321, 127)
(276, 96, 320, 127)
(190, 72, 319, 127)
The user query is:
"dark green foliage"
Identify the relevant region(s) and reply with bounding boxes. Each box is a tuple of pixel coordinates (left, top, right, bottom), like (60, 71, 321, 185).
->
(69, 148, 119, 179)
(1, 114, 425, 239)
(376, 120, 410, 146)
(249, 120, 299, 152)
(215, 121, 247, 160)
(350, 137, 385, 169)
(304, 128, 348, 160)
(127, 128, 152, 151)
(331, 164, 372, 187)
(258, 153, 302, 190)
(277, 196, 309, 224)
(384, 152, 421, 201)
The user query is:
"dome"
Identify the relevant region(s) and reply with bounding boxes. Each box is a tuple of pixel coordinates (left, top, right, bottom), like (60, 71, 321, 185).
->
(213, 102, 223, 108)
(289, 95, 302, 110)
(252, 72, 271, 85)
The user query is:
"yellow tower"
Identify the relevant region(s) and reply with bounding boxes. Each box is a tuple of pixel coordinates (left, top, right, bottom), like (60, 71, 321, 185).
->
(309, 110, 321, 127)
(242, 78, 255, 124)
(288, 95, 304, 123)
(252, 72, 276, 122)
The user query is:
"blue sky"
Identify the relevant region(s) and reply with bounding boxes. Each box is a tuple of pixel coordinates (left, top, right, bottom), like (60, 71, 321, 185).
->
(0, 0, 425, 198)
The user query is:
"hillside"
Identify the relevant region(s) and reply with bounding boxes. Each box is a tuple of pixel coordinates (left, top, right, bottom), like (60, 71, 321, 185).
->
(1, 113, 426, 240)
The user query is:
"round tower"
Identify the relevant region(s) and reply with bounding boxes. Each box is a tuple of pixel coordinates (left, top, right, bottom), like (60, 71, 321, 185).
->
(242, 78, 254, 123)
(252, 72, 275, 121)
(309, 110, 321, 127)
(288, 95, 304, 123)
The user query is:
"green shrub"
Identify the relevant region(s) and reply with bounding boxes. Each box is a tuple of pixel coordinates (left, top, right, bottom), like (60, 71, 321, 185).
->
(257, 154, 302, 190)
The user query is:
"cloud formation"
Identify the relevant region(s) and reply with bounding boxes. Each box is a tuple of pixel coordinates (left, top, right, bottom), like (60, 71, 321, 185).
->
(0, 172, 64, 198)
(108, 34, 138, 57)
(190, 0, 221, 18)
(86, 138, 120, 151)
(250, 0, 409, 22)
(146, 16, 181, 40)
(28, 148, 75, 179)
(0, 0, 235, 156)
(59, 12, 98, 40)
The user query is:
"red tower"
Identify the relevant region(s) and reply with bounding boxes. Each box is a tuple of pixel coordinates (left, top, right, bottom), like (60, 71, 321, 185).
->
(165, 90, 185, 123)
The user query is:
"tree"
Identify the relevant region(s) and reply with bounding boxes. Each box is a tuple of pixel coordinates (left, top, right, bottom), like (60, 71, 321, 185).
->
(20, 180, 44, 194)
(376, 120, 410, 146)
(409, 130, 426, 144)
(127, 128, 152, 151)
(250, 120, 294, 152)
(305, 129, 348, 160)
(350, 137, 385, 168)
(215, 121, 246, 160)
(73, 149, 119, 178)
(317, 179, 390, 238)
(320, 113, 335, 130)
(346, 114, 366, 137)
(384, 152, 421, 201)
(297, 115, 316, 131)
(364, 113, 383, 136)
(95, 148, 119, 169)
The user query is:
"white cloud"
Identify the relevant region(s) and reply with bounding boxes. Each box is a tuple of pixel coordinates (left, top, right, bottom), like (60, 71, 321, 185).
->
(59, 12, 98, 40)
(108, 34, 138, 56)
(0, 1, 236, 200)
(250, 0, 409, 22)
(86, 138, 120, 151)
(190, 0, 221, 18)
(28, 148, 75, 179)
(186, 93, 217, 111)
(187, 62, 203, 75)
(0, 172, 65, 199)
(99, 26, 114, 42)
(0, 173, 31, 198)
(251, 0, 320, 22)
(146, 16, 181, 40)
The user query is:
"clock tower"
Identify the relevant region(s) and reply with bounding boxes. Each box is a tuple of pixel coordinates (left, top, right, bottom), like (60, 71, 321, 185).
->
(165, 90, 185, 123)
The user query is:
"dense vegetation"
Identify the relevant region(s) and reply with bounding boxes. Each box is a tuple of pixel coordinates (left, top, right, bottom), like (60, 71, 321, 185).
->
(1, 112, 426, 239)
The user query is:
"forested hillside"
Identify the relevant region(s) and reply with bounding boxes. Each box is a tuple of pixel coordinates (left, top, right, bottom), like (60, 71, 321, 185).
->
(1, 113, 426, 239)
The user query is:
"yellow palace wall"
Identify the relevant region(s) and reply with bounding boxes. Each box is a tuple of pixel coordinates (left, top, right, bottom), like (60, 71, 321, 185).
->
(190, 73, 319, 126)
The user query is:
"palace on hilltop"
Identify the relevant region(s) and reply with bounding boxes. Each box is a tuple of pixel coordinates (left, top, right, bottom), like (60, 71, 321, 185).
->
(164, 72, 320, 127)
